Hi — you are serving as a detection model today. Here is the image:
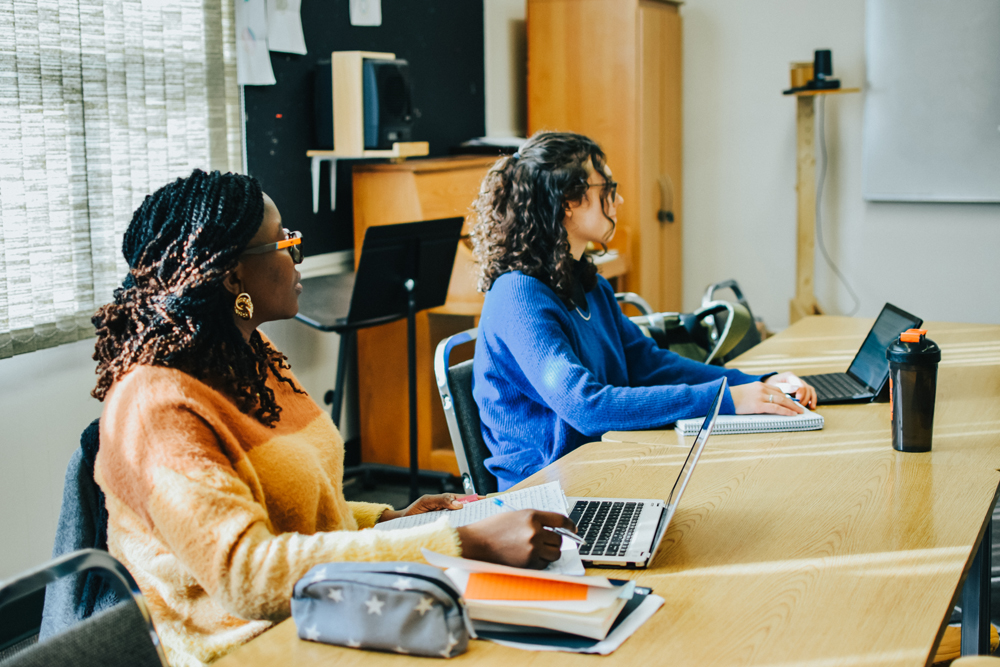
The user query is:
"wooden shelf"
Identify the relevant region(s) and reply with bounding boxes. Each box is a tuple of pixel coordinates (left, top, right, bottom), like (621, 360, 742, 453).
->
(784, 87, 861, 97)
(306, 141, 429, 160)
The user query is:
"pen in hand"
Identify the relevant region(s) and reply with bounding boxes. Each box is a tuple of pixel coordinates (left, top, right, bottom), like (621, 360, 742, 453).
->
(491, 497, 587, 546)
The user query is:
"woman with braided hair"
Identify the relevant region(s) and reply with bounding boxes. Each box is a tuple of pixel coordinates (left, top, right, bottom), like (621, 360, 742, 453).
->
(92, 169, 574, 666)
(471, 131, 816, 490)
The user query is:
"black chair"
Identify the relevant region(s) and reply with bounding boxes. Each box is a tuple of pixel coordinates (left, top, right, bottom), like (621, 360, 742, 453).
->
(38, 419, 120, 640)
(0, 549, 169, 667)
(433, 328, 497, 496)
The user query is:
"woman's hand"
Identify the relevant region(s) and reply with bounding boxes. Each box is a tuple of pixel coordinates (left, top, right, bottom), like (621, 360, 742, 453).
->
(730, 381, 805, 416)
(456, 510, 577, 569)
(764, 372, 817, 409)
(377, 494, 465, 523)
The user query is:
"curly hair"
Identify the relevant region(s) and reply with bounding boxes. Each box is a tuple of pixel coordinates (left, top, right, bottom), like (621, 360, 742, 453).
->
(471, 131, 615, 302)
(92, 169, 304, 427)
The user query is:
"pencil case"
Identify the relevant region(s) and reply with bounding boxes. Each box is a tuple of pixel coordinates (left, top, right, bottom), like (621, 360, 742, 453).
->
(291, 561, 476, 658)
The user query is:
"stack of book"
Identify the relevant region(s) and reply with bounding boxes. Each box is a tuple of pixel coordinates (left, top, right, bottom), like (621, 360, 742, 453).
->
(424, 551, 662, 654)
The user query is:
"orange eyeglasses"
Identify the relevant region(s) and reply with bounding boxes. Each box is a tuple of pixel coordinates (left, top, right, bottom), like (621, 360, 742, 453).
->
(242, 230, 303, 264)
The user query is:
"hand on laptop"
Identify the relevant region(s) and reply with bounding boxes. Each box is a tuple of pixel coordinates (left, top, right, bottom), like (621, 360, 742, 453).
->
(732, 379, 809, 416)
(764, 372, 817, 409)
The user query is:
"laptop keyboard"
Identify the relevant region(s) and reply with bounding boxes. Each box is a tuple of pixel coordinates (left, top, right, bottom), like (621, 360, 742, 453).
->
(807, 373, 868, 401)
(570, 500, 642, 558)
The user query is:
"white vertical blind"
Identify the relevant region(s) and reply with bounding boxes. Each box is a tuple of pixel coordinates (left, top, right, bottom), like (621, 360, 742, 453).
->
(0, 0, 241, 358)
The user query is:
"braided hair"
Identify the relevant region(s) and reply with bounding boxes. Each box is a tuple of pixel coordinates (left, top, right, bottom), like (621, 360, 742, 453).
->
(92, 169, 303, 427)
(471, 131, 615, 303)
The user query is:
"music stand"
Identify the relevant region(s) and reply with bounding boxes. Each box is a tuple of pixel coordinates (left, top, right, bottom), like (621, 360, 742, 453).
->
(295, 217, 464, 501)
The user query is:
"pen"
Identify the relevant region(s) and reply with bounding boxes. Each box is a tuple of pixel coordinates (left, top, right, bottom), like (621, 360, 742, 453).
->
(491, 497, 587, 546)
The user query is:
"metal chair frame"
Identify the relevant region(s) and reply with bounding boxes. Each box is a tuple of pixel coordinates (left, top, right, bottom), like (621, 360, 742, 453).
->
(434, 328, 482, 495)
(0, 549, 169, 667)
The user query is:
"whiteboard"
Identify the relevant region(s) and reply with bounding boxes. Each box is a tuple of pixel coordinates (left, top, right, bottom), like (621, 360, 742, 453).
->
(863, 0, 1000, 202)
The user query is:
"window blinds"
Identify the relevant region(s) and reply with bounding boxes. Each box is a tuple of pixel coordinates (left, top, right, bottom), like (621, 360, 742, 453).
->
(0, 0, 241, 359)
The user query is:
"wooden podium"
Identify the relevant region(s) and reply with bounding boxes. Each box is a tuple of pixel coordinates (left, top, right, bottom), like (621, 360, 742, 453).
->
(786, 87, 859, 324)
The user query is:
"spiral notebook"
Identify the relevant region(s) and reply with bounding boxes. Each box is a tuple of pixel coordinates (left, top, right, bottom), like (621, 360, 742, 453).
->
(674, 405, 824, 436)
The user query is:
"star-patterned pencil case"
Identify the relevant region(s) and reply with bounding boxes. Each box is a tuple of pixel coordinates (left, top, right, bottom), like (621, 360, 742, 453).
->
(291, 561, 476, 658)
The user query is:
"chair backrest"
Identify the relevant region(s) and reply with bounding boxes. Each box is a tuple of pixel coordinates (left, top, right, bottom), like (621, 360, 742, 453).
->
(0, 550, 169, 667)
(433, 329, 498, 496)
(614, 292, 654, 316)
(40, 419, 120, 640)
(702, 279, 762, 362)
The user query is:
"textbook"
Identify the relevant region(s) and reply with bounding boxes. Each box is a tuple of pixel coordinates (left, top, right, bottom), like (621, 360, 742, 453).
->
(674, 404, 824, 436)
(424, 551, 632, 641)
(473, 585, 664, 655)
(379, 483, 585, 575)
(373, 481, 570, 531)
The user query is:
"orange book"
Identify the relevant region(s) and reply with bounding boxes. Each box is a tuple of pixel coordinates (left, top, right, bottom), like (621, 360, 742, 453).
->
(464, 572, 589, 601)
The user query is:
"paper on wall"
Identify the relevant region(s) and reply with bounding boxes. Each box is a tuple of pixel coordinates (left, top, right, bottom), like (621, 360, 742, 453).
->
(349, 0, 382, 26)
(235, 0, 276, 85)
(265, 0, 307, 55)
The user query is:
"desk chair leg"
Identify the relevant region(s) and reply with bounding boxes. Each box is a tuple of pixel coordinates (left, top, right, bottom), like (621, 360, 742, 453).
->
(961, 518, 992, 656)
(405, 279, 419, 503)
(326, 330, 355, 428)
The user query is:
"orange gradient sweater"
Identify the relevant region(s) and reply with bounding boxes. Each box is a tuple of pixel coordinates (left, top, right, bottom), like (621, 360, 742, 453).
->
(95, 360, 462, 667)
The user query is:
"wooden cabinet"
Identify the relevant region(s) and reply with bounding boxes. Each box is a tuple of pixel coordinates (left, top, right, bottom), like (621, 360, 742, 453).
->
(527, 0, 683, 312)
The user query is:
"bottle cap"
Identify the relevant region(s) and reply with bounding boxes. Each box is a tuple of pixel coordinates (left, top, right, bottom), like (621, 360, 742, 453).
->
(886, 329, 941, 364)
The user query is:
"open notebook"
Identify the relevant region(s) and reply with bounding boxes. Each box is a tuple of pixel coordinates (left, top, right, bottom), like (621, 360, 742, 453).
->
(674, 405, 824, 436)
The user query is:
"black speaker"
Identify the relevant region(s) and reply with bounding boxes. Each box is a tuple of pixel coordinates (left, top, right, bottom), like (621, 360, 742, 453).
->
(362, 58, 414, 150)
(811, 49, 840, 90)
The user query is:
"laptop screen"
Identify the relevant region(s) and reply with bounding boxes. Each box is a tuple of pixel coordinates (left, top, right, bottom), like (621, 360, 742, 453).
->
(667, 378, 726, 508)
(847, 303, 923, 391)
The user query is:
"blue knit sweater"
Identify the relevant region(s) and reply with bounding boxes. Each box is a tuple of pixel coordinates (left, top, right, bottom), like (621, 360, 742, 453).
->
(473, 271, 763, 490)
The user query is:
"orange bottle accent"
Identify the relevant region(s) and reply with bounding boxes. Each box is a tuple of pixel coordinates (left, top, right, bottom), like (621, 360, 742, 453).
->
(900, 328, 927, 343)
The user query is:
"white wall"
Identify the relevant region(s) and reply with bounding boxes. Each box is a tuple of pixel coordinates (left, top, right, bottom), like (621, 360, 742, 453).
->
(0, 339, 102, 579)
(682, 0, 1000, 328)
(483, 0, 527, 137)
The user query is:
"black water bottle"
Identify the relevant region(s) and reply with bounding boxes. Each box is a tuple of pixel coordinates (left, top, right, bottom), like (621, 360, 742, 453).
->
(886, 329, 941, 453)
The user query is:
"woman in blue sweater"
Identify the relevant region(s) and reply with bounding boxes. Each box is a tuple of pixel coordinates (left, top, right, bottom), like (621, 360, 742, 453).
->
(470, 132, 816, 490)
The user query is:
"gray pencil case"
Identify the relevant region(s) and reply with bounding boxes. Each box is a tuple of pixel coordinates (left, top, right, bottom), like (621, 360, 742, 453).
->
(292, 561, 476, 658)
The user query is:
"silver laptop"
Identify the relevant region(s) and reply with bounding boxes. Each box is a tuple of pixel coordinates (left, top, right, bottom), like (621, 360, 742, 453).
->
(567, 378, 727, 569)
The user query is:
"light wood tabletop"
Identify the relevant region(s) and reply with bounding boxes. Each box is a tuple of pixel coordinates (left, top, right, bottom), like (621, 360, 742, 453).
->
(216, 316, 1000, 667)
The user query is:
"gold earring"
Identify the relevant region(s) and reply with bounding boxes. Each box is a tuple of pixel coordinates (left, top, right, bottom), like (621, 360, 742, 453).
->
(234, 292, 254, 320)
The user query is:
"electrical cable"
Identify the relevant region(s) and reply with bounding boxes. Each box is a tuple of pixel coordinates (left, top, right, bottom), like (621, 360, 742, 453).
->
(815, 95, 861, 316)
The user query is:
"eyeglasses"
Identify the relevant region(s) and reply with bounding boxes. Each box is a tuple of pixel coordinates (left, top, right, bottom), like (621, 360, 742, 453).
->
(588, 180, 618, 201)
(242, 229, 303, 264)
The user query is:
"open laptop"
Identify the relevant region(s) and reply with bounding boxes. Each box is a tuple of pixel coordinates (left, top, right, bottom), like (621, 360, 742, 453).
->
(802, 302, 922, 405)
(566, 378, 727, 569)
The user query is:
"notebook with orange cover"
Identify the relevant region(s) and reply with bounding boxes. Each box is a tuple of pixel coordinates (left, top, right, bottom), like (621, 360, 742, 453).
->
(464, 573, 589, 601)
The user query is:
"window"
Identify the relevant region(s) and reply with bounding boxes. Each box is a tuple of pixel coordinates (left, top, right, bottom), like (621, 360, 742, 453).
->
(0, 0, 241, 358)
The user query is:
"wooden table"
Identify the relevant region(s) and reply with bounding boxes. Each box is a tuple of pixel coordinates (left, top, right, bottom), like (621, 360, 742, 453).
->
(217, 316, 1000, 666)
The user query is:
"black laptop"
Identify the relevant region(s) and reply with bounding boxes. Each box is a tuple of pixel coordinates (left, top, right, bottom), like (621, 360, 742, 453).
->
(802, 302, 922, 404)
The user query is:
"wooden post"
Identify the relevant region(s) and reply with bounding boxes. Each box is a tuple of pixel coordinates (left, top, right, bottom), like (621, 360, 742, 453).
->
(790, 94, 822, 324)
(786, 87, 859, 323)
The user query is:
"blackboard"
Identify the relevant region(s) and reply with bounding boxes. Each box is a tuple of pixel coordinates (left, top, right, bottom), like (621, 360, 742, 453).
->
(244, 0, 485, 255)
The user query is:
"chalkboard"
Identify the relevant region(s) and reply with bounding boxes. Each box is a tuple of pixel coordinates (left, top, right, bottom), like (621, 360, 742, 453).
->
(863, 0, 1000, 203)
(244, 0, 485, 255)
